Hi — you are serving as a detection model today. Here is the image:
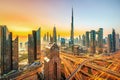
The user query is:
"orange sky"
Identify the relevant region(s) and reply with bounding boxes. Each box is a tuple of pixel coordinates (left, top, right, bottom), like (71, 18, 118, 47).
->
(0, 0, 119, 42)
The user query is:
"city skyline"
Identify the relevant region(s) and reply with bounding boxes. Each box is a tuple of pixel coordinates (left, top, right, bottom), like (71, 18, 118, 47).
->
(0, 0, 120, 41)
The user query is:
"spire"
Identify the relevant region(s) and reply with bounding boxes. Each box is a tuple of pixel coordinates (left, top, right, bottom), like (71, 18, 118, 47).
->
(70, 7, 74, 52)
(72, 7, 73, 18)
(53, 25, 57, 43)
(70, 7, 74, 43)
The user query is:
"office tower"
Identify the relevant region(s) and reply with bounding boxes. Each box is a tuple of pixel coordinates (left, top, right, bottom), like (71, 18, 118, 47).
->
(12, 37, 19, 70)
(32, 30, 37, 60)
(50, 34, 53, 43)
(79, 35, 82, 45)
(75, 37, 79, 44)
(61, 38, 65, 46)
(107, 34, 112, 53)
(47, 32, 49, 42)
(112, 29, 116, 52)
(85, 31, 90, 48)
(43, 34, 46, 41)
(0, 26, 13, 75)
(9, 32, 12, 70)
(53, 26, 57, 43)
(82, 34, 86, 46)
(103, 37, 107, 44)
(28, 28, 41, 64)
(58, 34, 60, 42)
(97, 28, 103, 53)
(36, 28, 41, 59)
(70, 8, 74, 51)
(90, 30, 96, 53)
(44, 43, 61, 80)
(116, 34, 120, 50)
(28, 34, 35, 64)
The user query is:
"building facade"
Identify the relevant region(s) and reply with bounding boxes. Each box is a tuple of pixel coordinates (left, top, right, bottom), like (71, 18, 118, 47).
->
(12, 37, 19, 70)
(97, 28, 103, 53)
(53, 26, 57, 43)
(90, 30, 96, 54)
(44, 43, 61, 80)
(107, 34, 112, 53)
(85, 31, 90, 48)
(0, 25, 18, 75)
(112, 29, 116, 52)
(116, 34, 120, 50)
(28, 28, 41, 64)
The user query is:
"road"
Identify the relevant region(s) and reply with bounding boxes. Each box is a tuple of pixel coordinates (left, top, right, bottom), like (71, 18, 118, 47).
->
(60, 51, 120, 80)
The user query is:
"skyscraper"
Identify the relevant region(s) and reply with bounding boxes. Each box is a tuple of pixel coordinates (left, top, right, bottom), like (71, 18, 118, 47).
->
(85, 31, 90, 48)
(58, 34, 60, 42)
(107, 34, 112, 53)
(0, 25, 18, 75)
(53, 26, 57, 43)
(36, 28, 41, 59)
(47, 32, 49, 42)
(28, 28, 41, 64)
(43, 34, 46, 41)
(112, 29, 116, 52)
(90, 30, 96, 54)
(97, 28, 103, 53)
(28, 34, 35, 64)
(1, 26, 12, 74)
(82, 34, 86, 46)
(79, 35, 81, 45)
(50, 34, 53, 43)
(70, 8, 74, 51)
(116, 34, 120, 50)
(12, 36, 19, 70)
(61, 38, 65, 46)
(44, 43, 61, 80)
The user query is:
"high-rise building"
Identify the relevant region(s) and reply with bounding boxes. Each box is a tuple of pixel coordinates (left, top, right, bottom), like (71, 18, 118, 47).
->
(107, 34, 112, 53)
(28, 28, 41, 64)
(116, 34, 120, 50)
(85, 31, 90, 48)
(61, 38, 65, 46)
(97, 28, 103, 53)
(79, 35, 81, 45)
(90, 30, 96, 53)
(53, 26, 57, 43)
(47, 32, 49, 42)
(43, 34, 46, 41)
(82, 34, 86, 46)
(28, 34, 35, 64)
(12, 37, 19, 70)
(0, 25, 18, 75)
(32, 30, 37, 60)
(50, 34, 53, 43)
(36, 28, 41, 59)
(0, 26, 12, 75)
(44, 43, 61, 80)
(58, 34, 60, 42)
(70, 8, 74, 51)
(74, 37, 79, 44)
(112, 29, 116, 52)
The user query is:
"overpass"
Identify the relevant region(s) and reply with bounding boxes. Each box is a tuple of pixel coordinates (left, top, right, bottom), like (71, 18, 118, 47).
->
(60, 52, 120, 80)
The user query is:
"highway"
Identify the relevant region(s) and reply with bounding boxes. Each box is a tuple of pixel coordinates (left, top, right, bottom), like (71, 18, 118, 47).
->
(60, 51, 120, 80)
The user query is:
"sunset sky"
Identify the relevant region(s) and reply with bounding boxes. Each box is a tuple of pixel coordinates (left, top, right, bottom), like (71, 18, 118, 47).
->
(0, 0, 120, 42)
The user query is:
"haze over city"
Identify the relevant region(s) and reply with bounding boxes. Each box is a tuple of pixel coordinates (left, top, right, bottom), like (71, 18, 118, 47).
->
(0, 0, 120, 41)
